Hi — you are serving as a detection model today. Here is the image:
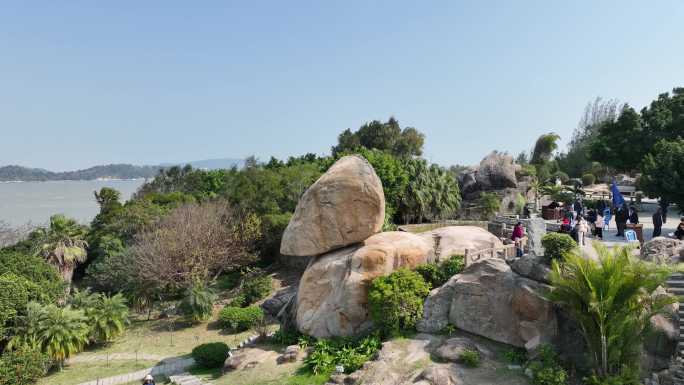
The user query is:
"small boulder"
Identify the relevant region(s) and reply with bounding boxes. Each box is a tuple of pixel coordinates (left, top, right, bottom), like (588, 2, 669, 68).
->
(261, 286, 297, 317)
(508, 254, 551, 284)
(433, 337, 488, 363)
(223, 354, 244, 372)
(417, 365, 461, 385)
(280, 155, 385, 257)
(278, 344, 302, 363)
(641, 237, 684, 264)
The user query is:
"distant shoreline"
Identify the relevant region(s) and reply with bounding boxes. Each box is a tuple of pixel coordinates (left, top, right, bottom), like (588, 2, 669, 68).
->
(0, 178, 148, 183)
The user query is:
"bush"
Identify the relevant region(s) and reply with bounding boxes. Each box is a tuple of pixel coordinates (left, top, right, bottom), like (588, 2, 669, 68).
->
(527, 345, 568, 385)
(415, 255, 465, 289)
(239, 274, 272, 305)
(478, 192, 501, 220)
(0, 250, 64, 303)
(504, 348, 528, 365)
(191, 342, 230, 369)
(0, 347, 49, 385)
(0, 274, 31, 338)
(459, 349, 480, 367)
(581, 173, 596, 186)
(368, 269, 430, 335)
(218, 305, 263, 332)
(178, 283, 217, 323)
(541, 233, 576, 261)
(303, 334, 381, 375)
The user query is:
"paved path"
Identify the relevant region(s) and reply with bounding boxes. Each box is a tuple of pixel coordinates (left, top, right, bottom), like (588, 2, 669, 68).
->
(76, 357, 195, 385)
(67, 352, 168, 364)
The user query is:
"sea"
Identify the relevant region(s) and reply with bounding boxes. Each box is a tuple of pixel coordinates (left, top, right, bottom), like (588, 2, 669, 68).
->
(0, 179, 146, 227)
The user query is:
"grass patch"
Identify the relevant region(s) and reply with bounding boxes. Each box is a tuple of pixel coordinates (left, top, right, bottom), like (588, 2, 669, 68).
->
(37, 360, 157, 385)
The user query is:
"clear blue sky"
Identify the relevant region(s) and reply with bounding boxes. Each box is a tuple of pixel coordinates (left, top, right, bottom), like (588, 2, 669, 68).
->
(1, 1, 683, 171)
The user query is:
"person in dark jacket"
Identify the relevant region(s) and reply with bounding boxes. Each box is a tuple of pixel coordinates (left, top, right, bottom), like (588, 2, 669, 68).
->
(615, 203, 629, 237)
(652, 207, 663, 238)
(628, 206, 639, 224)
(676, 218, 684, 240)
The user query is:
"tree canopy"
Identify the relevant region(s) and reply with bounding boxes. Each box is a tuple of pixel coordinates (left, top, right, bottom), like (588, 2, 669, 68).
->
(332, 117, 425, 158)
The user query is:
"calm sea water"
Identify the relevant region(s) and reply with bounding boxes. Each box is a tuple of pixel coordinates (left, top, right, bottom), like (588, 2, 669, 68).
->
(0, 180, 146, 226)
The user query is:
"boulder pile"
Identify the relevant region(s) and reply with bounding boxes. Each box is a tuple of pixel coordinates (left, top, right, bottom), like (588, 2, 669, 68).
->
(280, 155, 504, 338)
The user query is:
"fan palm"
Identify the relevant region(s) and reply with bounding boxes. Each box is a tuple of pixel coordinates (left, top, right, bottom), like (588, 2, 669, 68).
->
(33, 215, 88, 285)
(7, 301, 47, 351)
(179, 282, 217, 323)
(547, 243, 675, 380)
(86, 293, 129, 343)
(38, 304, 89, 365)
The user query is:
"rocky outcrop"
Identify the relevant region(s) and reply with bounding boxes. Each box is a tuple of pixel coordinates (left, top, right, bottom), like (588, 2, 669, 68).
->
(433, 337, 491, 363)
(280, 155, 385, 257)
(478, 151, 517, 190)
(508, 254, 551, 284)
(417, 258, 557, 349)
(296, 231, 435, 338)
(640, 237, 684, 265)
(418, 226, 503, 261)
(261, 286, 297, 318)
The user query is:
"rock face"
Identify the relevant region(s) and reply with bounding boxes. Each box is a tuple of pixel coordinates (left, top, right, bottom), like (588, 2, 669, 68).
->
(478, 152, 517, 190)
(280, 155, 385, 257)
(641, 237, 684, 264)
(508, 254, 551, 284)
(418, 226, 503, 261)
(433, 337, 491, 363)
(261, 286, 297, 318)
(296, 231, 435, 338)
(418, 258, 557, 349)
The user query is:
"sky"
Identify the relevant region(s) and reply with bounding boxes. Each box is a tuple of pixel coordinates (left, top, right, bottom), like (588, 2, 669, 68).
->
(1, 1, 683, 171)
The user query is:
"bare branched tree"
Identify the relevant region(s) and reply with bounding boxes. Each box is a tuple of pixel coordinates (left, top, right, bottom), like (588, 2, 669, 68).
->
(131, 201, 260, 293)
(0, 220, 36, 248)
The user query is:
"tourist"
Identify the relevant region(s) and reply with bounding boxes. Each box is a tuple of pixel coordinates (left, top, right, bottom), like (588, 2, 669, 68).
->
(652, 207, 663, 238)
(142, 374, 155, 385)
(573, 199, 583, 216)
(576, 216, 589, 246)
(676, 218, 684, 241)
(561, 216, 571, 232)
(512, 221, 525, 257)
(628, 205, 639, 224)
(595, 212, 604, 240)
(615, 203, 629, 237)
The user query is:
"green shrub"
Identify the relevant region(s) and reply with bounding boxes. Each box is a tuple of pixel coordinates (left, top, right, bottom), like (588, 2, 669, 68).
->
(240, 275, 272, 305)
(0, 347, 49, 385)
(415, 264, 442, 288)
(514, 193, 527, 214)
(459, 349, 480, 368)
(0, 274, 32, 338)
(178, 282, 217, 323)
(581, 173, 596, 186)
(368, 269, 430, 335)
(258, 213, 292, 264)
(303, 334, 381, 375)
(503, 348, 528, 365)
(415, 255, 465, 289)
(218, 305, 263, 332)
(478, 192, 501, 220)
(440, 255, 465, 279)
(541, 233, 576, 261)
(191, 342, 230, 368)
(0, 250, 64, 303)
(527, 345, 568, 385)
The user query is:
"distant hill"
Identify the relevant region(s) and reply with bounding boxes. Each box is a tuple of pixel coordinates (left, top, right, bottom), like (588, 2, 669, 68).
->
(0, 164, 161, 182)
(162, 158, 244, 170)
(0, 158, 245, 182)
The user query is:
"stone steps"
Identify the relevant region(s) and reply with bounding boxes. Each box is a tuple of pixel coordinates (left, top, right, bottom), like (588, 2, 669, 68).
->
(667, 274, 684, 385)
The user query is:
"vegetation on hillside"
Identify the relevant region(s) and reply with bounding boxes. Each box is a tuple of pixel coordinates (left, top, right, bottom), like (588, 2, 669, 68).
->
(0, 164, 160, 182)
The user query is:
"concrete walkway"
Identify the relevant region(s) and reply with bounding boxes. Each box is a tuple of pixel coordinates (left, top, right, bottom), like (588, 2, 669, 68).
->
(76, 357, 195, 385)
(67, 352, 167, 364)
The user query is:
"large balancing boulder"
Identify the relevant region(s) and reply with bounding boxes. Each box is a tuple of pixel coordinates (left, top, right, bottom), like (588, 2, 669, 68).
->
(478, 151, 517, 189)
(280, 155, 385, 257)
(418, 258, 557, 349)
(296, 231, 434, 338)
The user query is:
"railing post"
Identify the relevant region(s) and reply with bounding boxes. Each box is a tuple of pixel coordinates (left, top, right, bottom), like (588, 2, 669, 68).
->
(464, 249, 470, 266)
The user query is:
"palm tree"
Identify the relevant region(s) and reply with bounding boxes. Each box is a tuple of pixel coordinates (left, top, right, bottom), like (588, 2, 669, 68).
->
(33, 215, 89, 285)
(179, 282, 217, 324)
(7, 301, 47, 351)
(87, 294, 129, 343)
(547, 243, 674, 381)
(38, 304, 89, 366)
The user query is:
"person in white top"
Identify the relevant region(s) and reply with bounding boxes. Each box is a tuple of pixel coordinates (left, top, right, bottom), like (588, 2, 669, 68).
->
(576, 216, 589, 246)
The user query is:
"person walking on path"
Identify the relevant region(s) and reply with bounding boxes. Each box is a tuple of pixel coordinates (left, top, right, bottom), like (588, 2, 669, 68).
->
(512, 222, 525, 257)
(652, 207, 663, 238)
(595, 212, 604, 240)
(576, 216, 589, 246)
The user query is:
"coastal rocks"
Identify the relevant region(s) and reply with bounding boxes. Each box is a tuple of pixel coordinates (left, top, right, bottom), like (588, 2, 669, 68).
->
(433, 337, 490, 363)
(280, 155, 385, 257)
(418, 258, 557, 349)
(418, 226, 503, 261)
(640, 237, 684, 264)
(296, 231, 434, 338)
